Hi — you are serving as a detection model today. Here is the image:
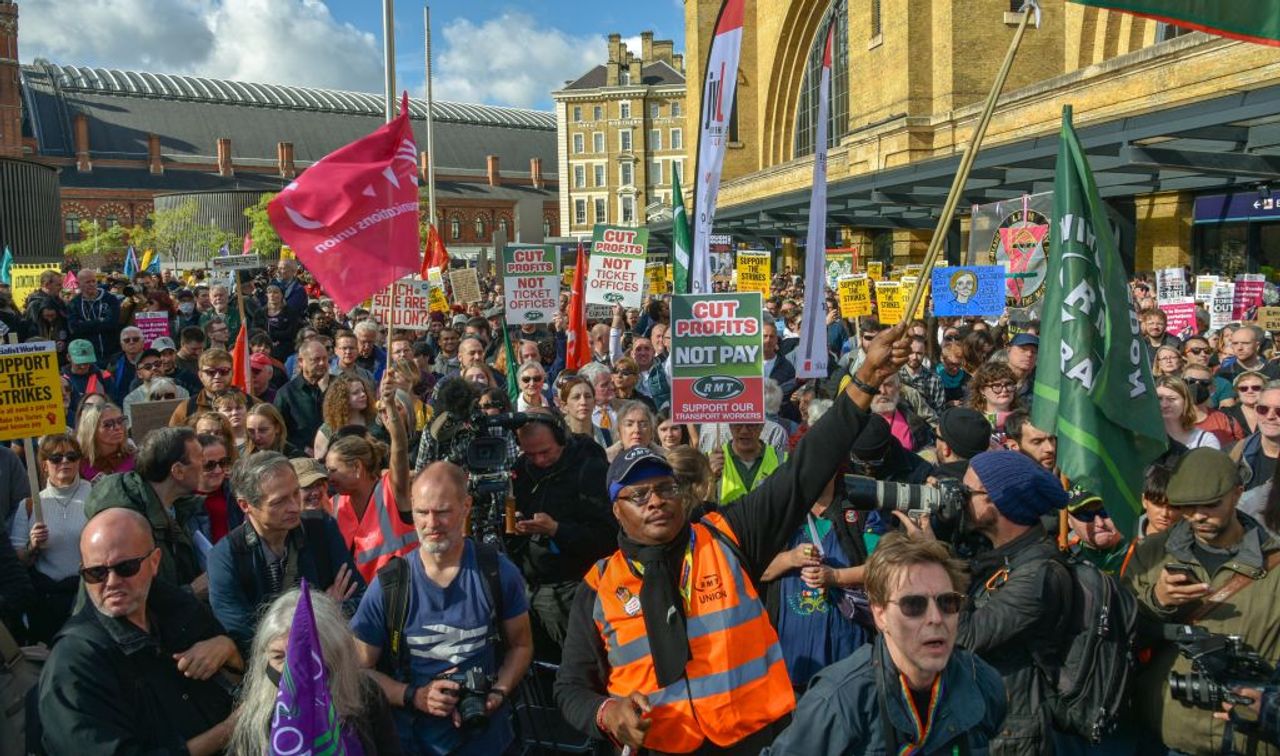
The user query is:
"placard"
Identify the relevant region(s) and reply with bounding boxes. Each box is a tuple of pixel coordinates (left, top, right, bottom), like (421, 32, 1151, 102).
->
(134, 311, 171, 347)
(825, 249, 856, 286)
(837, 274, 872, 319)
(210, 254, 263, 272)
(646, 262, 668, 298)
(1233, 274, 1265, 320)
(1210, 283, 1235, 332)
(670, 293, 764, 424)
(587, 224, 647, 309)
(875, 280, 905, 325)
(1255, 307, 1280, 333)
(866, 261, 884, 282)
(930, 266, 1006, 317)
(128, 398, 184, 444)
(9, 264, 60, 313)
(901, 276, 929, 321)
(0, 341, 65, 442)
(736, 249, 771, 298)
(1156, 267, 1187, 302)
(501, 244, 560, 324)
(1194, 275, 1219, 304)
(1158, 297, 1197, 340)
(426, 267, 450, 313)
(449, 268, 482, 304)
(371, 279, 436, 330)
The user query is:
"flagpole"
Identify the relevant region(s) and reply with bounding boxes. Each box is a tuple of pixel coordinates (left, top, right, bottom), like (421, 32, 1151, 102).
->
(902, 0, 1039, 320)
(424, 4, 438, 231)
(382, 0, 398, 359)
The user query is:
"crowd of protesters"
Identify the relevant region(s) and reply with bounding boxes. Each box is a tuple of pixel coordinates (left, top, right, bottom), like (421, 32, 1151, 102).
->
(1, 257, 1280, 756)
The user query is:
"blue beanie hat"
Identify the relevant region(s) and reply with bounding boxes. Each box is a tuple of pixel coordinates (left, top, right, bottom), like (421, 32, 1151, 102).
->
(969, 450, 1068, 525)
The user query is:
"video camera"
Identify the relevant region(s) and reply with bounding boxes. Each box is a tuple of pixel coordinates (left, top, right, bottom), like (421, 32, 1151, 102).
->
(434, 667, 494, 731)
(1164, 624, 1274, 709)
(842, 475, 968, 539)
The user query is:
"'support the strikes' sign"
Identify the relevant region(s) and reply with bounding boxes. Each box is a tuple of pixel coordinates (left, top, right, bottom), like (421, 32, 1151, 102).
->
(0, 342, 65, 442)
(837, 275, 871, 319)
(502, 244, 560, 323)
(736, 249, 771, 298)
(371, 279, 436, 330)
(670, 293, 764, 424)
(587, 224, 647, 308)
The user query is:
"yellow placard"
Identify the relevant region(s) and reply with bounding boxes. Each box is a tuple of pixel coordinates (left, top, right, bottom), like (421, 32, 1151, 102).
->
(901, 276, 930, 321)
(562, 265, 574, 288)
(736, 250, 771, 298)
(876, 280, 905, 325)
(10, 264, 60, 311)
(866, 261, 884, 283)
(838, 274, 872, 319)
(904, 264, 923, 278)
(0, 342, 65, 442)
(426, 267, 450, 313)
(646, 262, 668, 298)
(666, 264, 673, 285)
(280, 245, 296, 261)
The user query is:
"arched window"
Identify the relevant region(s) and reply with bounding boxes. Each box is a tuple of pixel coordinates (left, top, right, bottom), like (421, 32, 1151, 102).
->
(498, 216, 511, 238)
(450, 216, 462, 241)
(474, 215, 487, 239)
(794, 3, 849, 158)
(104, 215, 119, 228)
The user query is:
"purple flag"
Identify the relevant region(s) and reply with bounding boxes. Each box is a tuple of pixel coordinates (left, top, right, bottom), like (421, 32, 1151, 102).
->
(269, 580, 364, 756)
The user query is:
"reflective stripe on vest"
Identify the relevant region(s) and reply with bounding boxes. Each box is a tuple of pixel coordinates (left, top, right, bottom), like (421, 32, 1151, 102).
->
(718, 444, 782, 506)
(585, 515, 795, 752)
(334, 471, 418, 583)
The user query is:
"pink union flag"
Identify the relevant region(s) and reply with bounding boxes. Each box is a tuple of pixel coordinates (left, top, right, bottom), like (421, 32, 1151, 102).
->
(268, 92, 421, 312)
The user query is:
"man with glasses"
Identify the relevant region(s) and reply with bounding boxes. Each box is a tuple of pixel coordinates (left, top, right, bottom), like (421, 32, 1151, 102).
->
(38, 507, 239, 754)
(1141, 308, 1182, 353)
(710, 422, 786, 506)
(1183, 335, 1237, 408)
(122, 348, 189, 427)
(169, 348, 234, 426)
(106, 326, 147, 405)
(764, 532, 1006, 755)
(330, 330, 375, 384)
(1232, 384, 1280, 495)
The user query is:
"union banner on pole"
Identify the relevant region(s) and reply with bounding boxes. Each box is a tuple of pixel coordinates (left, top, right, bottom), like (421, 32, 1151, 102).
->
(793, 20, 834, 380)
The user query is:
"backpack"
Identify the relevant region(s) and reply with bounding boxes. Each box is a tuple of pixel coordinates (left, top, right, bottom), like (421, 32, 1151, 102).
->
(1037, 556, 1139, 744)
(376, 540, 505, 681)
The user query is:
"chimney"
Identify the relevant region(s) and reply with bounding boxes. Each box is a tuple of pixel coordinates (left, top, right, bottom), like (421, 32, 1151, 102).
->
(486, 154, 501, 186)
(628, 57, 643, 84)
(73, 113, 92, 172)
(653, 40, 674, 66)
(673, 53, 684, 73)
(607, 33, 621, 62)
(276, 141, 296, 178)
(641, 31, 654, 62)
(419, 150, 430, 182)
(216, 137, 233, 176)
(530, 157, 543, 190)
(147, 133, 163, 175)
(0, 1, 21, 159)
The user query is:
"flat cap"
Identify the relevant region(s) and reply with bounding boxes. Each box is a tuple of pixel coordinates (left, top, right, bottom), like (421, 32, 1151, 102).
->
(1166, 448, 1249, 506)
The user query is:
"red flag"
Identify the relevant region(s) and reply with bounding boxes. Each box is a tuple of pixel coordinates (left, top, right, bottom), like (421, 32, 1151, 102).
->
(565, 241, 591, 372)
(242, 232, 253, 255)
(421, 223, 450, 279)
(268, 92, 421, 312)
(231, 323, 251, 393)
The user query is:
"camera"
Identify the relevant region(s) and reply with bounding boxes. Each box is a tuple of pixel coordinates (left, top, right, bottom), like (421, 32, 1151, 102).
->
(1164, 624, 1273, 709)
(435, 667, 494, 731)
(843, 475, 968, 537)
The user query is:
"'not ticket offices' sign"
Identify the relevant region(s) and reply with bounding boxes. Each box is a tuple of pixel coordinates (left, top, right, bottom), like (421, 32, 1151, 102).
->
(0, 341, 65, 442)
(587, 224, 647, 309)
(670, 293, 765, 424)
(501, 244, 560, 324)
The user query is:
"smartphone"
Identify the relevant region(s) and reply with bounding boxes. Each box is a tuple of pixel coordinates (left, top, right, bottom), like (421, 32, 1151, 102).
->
(1163, 562, 1199, 580)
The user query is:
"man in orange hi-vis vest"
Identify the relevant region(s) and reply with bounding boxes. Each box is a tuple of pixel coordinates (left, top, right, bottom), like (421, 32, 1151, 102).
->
(555, 324, 909, 754)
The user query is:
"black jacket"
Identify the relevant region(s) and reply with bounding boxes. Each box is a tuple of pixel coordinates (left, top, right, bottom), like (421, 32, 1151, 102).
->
(275, 375, 326, 453)
(38, 581, 234, 754)
(958, 524, 1072, 756)
(507, 436, 615, 585)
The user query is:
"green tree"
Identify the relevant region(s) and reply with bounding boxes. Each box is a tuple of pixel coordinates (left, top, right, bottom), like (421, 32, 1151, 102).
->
(243, 193, 282, 258)
(63, 220, 142, 261)
(150, 199, 237, 259)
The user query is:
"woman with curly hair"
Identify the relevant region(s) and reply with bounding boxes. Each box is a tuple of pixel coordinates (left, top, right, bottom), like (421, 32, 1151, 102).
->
(966, 361, 1021, 440)
(314, 374, 378, 461)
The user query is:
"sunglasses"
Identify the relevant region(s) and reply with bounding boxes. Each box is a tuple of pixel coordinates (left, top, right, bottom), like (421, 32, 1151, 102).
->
(79, 548, 157, 584)
(1183, 377, 1212, 386)
(943, 334, 959, 343)
(46, 452, 82, 464)
(121, 336, 142, 343)
(1239, 385, 1264, 393)
(618, 482, 680, 505)
(202, 457, 230, 473)
(138, 362, 160, 371)
(1186, 347, 1210, 355)
(1258, 405, 1280, 418)
(101, 418, 126, 430)
(151, 393, 176, 400)
(521, 375, 544, 384)
(202, 367, 233, 377)
(889, 591, 966, 618)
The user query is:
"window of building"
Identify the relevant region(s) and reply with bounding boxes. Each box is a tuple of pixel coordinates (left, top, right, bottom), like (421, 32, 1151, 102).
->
(573, 133, 584, 154)
(671, 101, 681, 117)
(574, 165, 586, 188)
(649, 129, 661, 151)
(871, 0, 882, 37)
(620, 129, 633, 151)
(474, 215, 487, 238)
(543, 217, 552, 237)
(450, 216, 462, 240)
(620, 162, 634, 186)
(103, 215, 119, 228)
(574, 199, 587, 225)
(670, 128, 683, 150)
(621, 196, 635, 224)
(795, 3, 851, 158)
(621, 69, 631, 85)
(593, 132, 604, 153)
(620, 101, 632, 119)
(595, 198, 607, 223)
(573, 106, 582, 122)
(1157, 22, 1194, 42)
(593, 105, 603, 120)
(594, 164, 605, 187)
(64, 214, 82, 241)
(650, 103, 660, 119)
(670, 159, 684, 184)
(498, 217, 510, 238)
(650, 160, 662, 184)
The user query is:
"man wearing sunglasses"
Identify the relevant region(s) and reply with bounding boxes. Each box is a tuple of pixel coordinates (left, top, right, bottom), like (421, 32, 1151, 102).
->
(556, 325, 910, 753)
(169, 348, 237, 427)
(765, 532, 1006, 755)
(106, 326, 147, 406)
(1232, 384, 1280, 495)
(39, 508, 239, 755)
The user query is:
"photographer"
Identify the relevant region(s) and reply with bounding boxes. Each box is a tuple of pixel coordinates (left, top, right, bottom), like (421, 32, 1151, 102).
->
(1124, 448, 1280, 755)
(414, 378, 519, 477)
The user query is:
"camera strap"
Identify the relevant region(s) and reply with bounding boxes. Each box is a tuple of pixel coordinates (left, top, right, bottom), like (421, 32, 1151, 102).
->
(1187, 551, 1280, 625)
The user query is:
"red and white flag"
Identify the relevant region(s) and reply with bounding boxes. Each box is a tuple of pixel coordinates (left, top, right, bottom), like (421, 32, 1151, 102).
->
(268, 92, 421, 312)
(565, 241, 591, 372)
(794, 22, 834, 380)
(421, 223, 449, 279)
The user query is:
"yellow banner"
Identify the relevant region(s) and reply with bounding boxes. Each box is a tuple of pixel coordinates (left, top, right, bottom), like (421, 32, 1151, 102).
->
(838, 274, 872, 319)
(901, 276, 930, 321)
(10, 264, 59, 310)
(866, 261, 884, 283)
(0, 342, 65, 442)
(280, 245, 296, 261)
(646, 262, 668, 297)
(876, 280, 905, 325)
(736, 250, 771, 298)
(562, 265, 574, 288)
(666, 264, 673, 285)
(426, 267, 450, 313)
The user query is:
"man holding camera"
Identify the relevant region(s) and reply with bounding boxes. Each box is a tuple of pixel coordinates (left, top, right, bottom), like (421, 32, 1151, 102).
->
(352, 462, 534, 756)
(1124, 447, 1280, 755)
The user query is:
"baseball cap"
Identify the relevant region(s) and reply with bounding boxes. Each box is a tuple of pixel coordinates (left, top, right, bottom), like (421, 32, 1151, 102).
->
(150, 336, 177, 352)
(290, 458, 328, 488)
(451, 314, 468, 327)
(1010, 333, 1040, 348)
(68, 339, 96, 365)
(250, 352, 272, 371)
(484, 305, 505, 319)
(606, 446, 674, 501)
(1066, 487, 1106, 521)
(1166, 448, 1249, 507)
(937, 407, 993, 460)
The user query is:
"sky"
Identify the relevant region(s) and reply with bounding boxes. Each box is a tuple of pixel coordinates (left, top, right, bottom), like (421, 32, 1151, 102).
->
(17, 0, 686, 111)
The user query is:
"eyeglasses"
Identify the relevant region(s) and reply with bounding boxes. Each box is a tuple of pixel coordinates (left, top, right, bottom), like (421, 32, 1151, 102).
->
(79, 548, 157, 584)
(202, 457, 230, 473)
(618, 482, 680, 505)
(1186, 347, 1210, 355)
(202, 367, 232, 377)
(889, 591, 967, 618)
(150, 393, 176, 400)
(984, 382, 1015, 393)
(45, 452, 82, 465)
(1239, 385, 1264, 393)
(121, 336, 142, 343)
(943, 334, 959, 343)
(521, 375, 544, 384)
(1257, 405, 1280, 418)
(138, 362, 160, 371)
(101, 418, 126, 430)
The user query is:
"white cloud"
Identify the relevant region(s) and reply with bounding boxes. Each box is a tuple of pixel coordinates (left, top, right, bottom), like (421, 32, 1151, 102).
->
(19, 0, 382, 93)
(432, 13, 606, 109)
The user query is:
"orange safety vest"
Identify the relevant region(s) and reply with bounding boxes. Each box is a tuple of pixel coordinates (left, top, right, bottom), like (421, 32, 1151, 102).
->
(333, 470, 418, 583)
(584, 513, 795, 753)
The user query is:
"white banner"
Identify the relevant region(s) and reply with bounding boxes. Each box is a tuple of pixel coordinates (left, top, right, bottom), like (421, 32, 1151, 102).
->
(1210, 283, 1235, 332)
(793, 23, 833, 380)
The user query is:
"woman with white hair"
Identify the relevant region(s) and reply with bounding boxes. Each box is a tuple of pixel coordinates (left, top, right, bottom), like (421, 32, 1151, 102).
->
(515, 360, 549, 411)
(229, 588, 401, 754)
(604, 400, 665, 462)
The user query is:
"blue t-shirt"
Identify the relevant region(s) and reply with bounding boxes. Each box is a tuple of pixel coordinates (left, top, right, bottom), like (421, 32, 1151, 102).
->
(351, 542, 528, 756)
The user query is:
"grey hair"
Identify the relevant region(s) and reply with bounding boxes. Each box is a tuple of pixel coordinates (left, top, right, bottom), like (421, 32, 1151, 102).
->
(209, 284, 228, 296)
(227, 588, 367, 755)
(617, 400, 656, 434)
(353, 320, 380, 338)
(230, 451, 295, 507)
(808, 398, 834, 426)
(120, 326, 143, 340)
(518, 360, 546, 379)
(146, 376, 178, 399)
(577, 362, 611, 384)
(763, 378, 782, 414)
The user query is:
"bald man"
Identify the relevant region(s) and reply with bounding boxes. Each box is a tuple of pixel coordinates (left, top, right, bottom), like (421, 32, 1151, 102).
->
(38, 508, 239, 754)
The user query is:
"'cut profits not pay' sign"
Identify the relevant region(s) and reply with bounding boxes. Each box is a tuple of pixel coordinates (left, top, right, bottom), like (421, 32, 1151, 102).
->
(670, 293, 764, 424)
(501, 244, 560, 324)
(587, 224, 648, 309)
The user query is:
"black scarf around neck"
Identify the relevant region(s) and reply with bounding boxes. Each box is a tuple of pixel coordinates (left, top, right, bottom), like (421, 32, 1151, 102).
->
(617, 525, 692, 687)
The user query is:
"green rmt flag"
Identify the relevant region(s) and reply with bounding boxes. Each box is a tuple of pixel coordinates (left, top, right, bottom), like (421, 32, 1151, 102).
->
(1032, 105, 1167, 538)
(671, 165, 692, 295)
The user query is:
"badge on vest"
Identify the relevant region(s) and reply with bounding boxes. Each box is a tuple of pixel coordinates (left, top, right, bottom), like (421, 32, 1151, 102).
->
(616, 587, 642, 617)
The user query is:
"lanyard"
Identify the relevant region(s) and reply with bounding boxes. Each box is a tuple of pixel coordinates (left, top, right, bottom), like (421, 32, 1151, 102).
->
(628, 528, 697, 608)
(897, 672, 944, 756)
